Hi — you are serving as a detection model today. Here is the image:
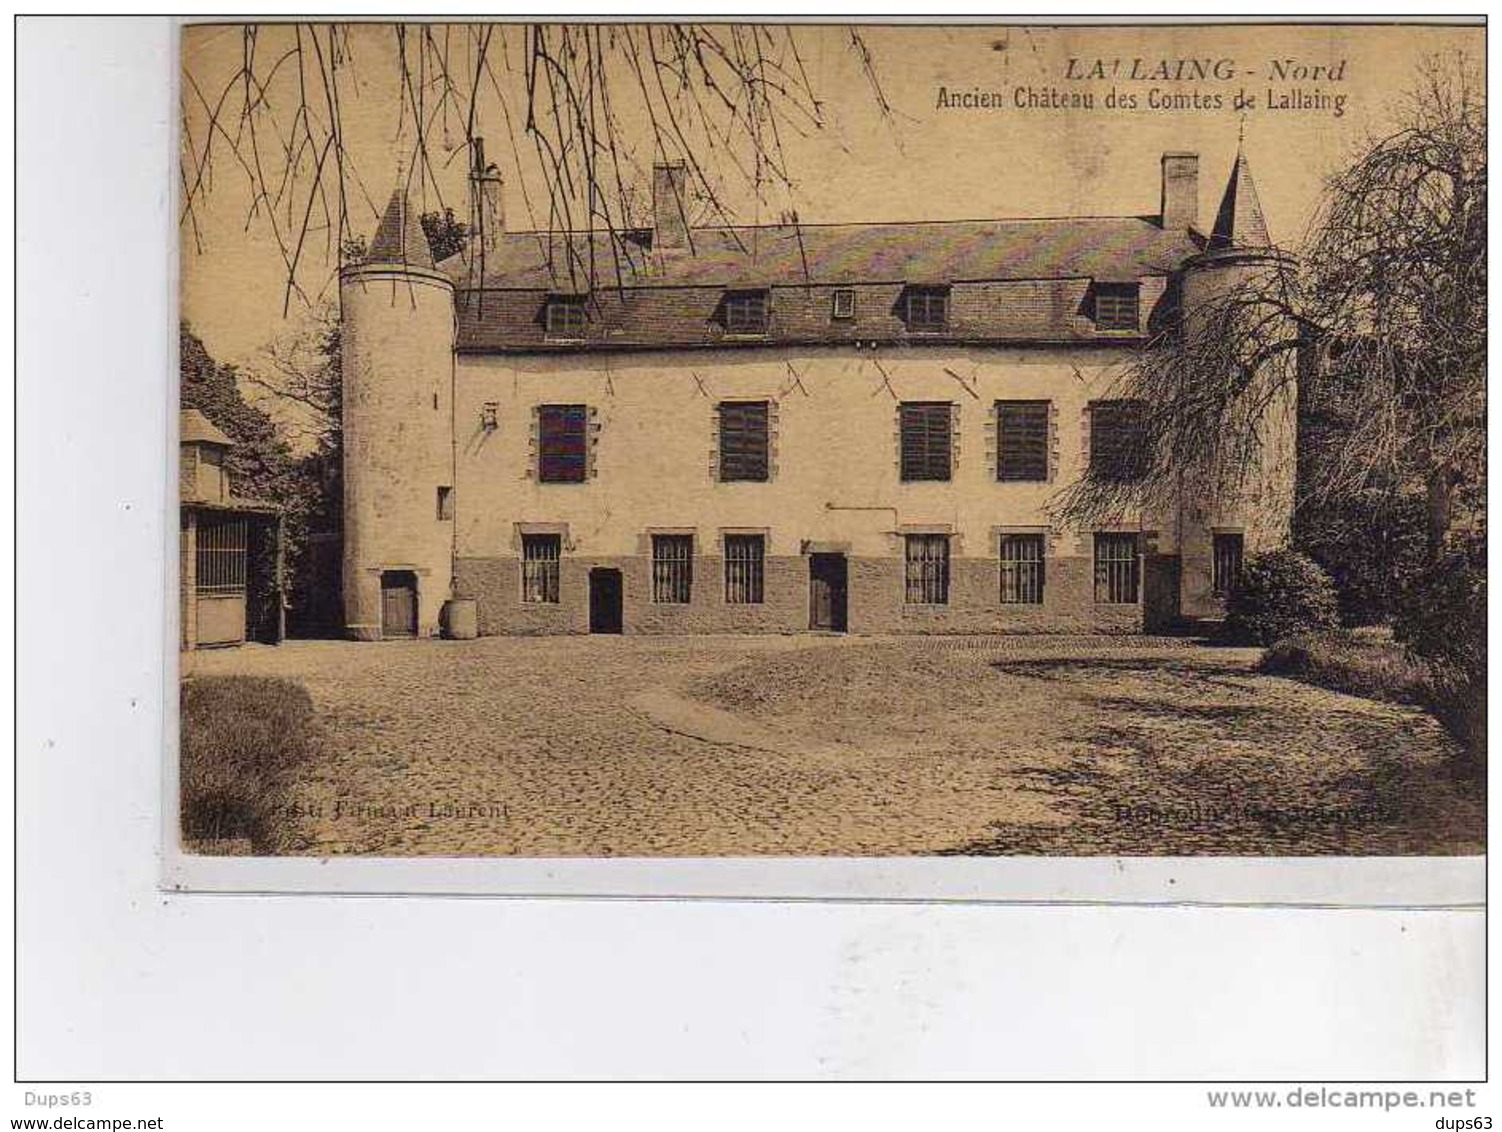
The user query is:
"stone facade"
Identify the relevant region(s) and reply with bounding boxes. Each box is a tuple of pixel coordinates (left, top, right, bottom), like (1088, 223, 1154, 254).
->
(341, 147, 1295, 639)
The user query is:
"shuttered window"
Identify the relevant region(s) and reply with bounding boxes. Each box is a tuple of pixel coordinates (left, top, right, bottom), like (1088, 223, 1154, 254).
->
(652, 535, 693, 604)
(1094, 533, 1140, 604)
(718, 401, 770, 482)
(724, 535, 765, 604)
(899, 402, 953, 482)
(904, 286, 949, 331)
(538, 404, 588, 483)
(1213, 533, 1245, 597)
(904, 534, 950, 605)
(1089, 400, 1148, 483)
(1094, 283, 1140, 330)
(521, 534, 561, 603)
(996, 400, 1050, 482)
(1000, 534, 1046, 604)
(724, 290, 769, 334)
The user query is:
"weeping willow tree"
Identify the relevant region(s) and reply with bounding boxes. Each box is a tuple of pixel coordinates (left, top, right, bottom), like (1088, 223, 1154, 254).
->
(180, 22, 891, 313)
(1054, 55, 1485, 566)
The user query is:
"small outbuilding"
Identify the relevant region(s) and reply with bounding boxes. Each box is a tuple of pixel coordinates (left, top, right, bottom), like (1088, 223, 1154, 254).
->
(179, 409, 284, 649)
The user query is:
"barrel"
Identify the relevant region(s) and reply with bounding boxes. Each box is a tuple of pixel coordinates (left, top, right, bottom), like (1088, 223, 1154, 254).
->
(441, 598, 479, 640)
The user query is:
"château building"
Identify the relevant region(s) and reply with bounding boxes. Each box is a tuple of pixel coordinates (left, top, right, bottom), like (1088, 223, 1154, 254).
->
(338, 143, 1293, 639)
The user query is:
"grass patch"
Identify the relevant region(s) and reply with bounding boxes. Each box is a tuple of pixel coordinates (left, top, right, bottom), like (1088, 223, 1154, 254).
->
(1258, 629, 1429, 705)
(1259, 629, 1484, 766)
(180, 675, 316, 853)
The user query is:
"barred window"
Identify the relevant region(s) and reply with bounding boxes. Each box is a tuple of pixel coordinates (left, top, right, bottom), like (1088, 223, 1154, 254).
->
(1089, 399, 1148, 483)
(1213, 532, 1245, 597)
(1094, 282, 1140, 331)
(899, 402, 953, 482)
(723, 290, 769, 334)
(652, 534, 694, 604)
(538, 404, 588, 483)
(904, 534, 950, 605)
(521, 534, 561, 604)
(718, 401, 770, 482)
(1094, 533, 1140, 604)
(545, 295, 587, 338)
(996, 400, 1050, 482)
(196, 515, 247, 596)
(723, 534, 765, 604)
(1000, 534, 1046, 604)
(903, 286, 949, 332)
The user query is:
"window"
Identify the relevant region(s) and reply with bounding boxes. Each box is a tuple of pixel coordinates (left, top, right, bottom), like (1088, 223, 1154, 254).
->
(196, 515, 247, 597)
(1089, 399, 1148, 482)
(831, 289, 855, 320)
(724, 535, 765, 604)
(996, 400, 1050, 482)
(718, 401, 770, 482)
(652, 534, 694, 603)
(436, 485, 454, 521)
(1000, 534, 1046, 604)
(537, 404, 588, 483)
(1213, 532, 1245, 597)
(899, 402, 953, 482)
(1094, 282, 1140, 331)
(904, 534, 950, 605)
(521, 534, 561, 603)
(903, 286, 949, 332)
(545, 295, 587, 338)
(1094, 533, 1140, 604)
(723, 290, 769, 334)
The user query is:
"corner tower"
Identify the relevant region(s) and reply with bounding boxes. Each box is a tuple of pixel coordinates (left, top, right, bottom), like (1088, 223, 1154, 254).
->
(1176, 145, 1298, 618)
(340, 183, 456, 639)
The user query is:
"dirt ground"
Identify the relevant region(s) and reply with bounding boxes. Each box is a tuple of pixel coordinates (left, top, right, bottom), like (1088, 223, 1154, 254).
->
(185, 634, 1484, 857)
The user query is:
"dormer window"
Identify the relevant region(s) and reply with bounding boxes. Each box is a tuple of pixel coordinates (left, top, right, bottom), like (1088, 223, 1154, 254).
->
(723, 290, 769, 335)
(1093, 282, 1140, 331)
(902, 285, 949, 332)
(544, 294, 587, 339)
(831, 288, 856, 320)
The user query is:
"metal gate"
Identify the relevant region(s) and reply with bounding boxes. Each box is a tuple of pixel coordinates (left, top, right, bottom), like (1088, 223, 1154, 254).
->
(196, 515, 247, 646)
(380, 571, 418, 638)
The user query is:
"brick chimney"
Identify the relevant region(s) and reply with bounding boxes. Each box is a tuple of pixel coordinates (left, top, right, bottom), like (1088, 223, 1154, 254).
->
(1160, 152, 1199, 232)
(469, 137, 504, 263)
(652, 161, 689, 253)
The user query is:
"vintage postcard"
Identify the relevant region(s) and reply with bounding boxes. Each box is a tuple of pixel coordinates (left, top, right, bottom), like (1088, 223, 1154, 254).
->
(170, 19, 1485, 896)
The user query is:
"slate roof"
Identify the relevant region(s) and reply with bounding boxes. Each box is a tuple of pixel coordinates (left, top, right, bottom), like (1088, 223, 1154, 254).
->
(368, 185, 436, 269)
(436, 214, 1202, 293)
(180, 408, 234, 447)
(357, 149, 1273, 352)
(1208, 148, 1272, 251)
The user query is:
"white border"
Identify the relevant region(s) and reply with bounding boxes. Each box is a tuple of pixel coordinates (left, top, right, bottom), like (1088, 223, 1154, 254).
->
(17, 12, 1487, 1087)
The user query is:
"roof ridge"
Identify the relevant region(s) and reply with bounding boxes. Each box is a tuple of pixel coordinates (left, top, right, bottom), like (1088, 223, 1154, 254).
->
(486, 213, 1160, 240)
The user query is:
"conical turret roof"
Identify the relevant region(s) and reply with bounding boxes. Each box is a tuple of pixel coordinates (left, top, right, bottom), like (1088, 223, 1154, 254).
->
(368, 181, 435, 269)
(1208, 148, 1271, 251)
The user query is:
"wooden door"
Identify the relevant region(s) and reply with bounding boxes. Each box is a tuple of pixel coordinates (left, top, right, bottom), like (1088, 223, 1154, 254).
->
(380, 571, 418, 639)
(809, 554, 848, 631)
(589, 568, 623, 633)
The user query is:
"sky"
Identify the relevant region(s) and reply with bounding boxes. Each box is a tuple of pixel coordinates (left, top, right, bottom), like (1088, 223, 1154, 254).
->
(180, 20, 1483, 372)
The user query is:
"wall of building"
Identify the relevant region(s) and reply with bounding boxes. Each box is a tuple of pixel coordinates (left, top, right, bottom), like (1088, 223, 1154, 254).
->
(340, 265, 457, 640)
(1175, 250, 1299, 620)
(449, 343, 1195, 634)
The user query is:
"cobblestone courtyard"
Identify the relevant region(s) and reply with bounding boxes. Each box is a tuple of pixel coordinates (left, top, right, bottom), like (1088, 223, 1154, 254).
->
(186, 635, 1484, 856)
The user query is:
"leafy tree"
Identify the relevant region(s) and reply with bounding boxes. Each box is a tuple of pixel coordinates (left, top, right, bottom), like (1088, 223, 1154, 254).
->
(1057, 56, 1485, 577)
(180, 322, 296, 503)
(420, 208, 469, 263)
